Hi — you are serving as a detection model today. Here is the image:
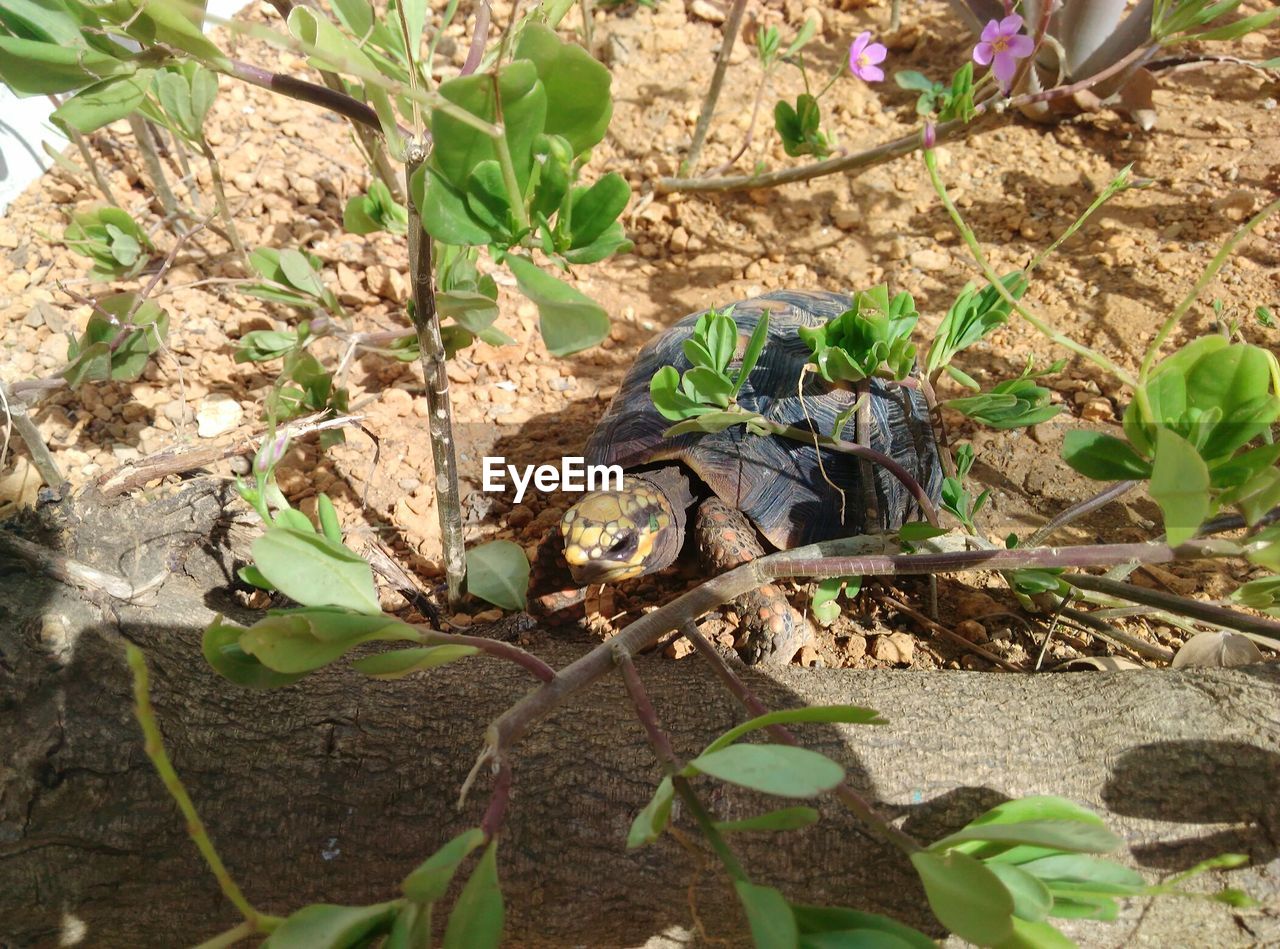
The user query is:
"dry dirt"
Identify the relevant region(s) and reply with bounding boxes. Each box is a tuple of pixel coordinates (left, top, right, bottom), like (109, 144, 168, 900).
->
(1, 0, 1277, 673)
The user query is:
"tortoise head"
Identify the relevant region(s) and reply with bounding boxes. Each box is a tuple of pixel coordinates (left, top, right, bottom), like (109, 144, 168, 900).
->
(560, 475, 681, 584)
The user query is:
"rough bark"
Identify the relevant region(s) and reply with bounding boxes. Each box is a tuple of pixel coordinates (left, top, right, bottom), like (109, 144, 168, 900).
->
(1, 485, 1277, 947)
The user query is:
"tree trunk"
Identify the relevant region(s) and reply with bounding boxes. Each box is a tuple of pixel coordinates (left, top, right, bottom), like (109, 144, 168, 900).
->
(1, 484, 1277, 947)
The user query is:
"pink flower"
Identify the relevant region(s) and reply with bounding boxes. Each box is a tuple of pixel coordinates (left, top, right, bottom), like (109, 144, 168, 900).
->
(848, 31, 887, 82)
(973, 14, 1034, 93)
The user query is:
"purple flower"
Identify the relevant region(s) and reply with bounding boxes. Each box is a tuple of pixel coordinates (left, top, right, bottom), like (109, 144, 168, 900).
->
(973, 14, 1034, 93)
(848, 31, 887, 83)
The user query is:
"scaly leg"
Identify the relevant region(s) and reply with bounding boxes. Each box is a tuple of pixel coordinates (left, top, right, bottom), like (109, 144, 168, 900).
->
(694, 497, 812, 665)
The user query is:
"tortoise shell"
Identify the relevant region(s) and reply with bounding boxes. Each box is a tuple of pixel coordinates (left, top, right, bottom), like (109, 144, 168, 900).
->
(585, 290, 943, 550)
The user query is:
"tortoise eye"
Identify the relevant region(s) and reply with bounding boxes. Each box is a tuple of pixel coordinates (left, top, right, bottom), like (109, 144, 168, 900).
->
(607, 533, 634, 555)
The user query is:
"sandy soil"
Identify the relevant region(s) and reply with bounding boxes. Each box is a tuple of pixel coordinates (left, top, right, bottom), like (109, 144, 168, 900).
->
(1, 0, 1277, 672)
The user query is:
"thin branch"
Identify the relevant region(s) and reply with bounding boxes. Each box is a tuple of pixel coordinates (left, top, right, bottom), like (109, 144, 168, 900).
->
(484, 533, 1241, 758)
(404, 147, 467, 606)
(657, 42, 1159, 194)
(1065, 573, 1280, 643)
(1026, 481, 1137, 547)
(876, 593, 1023, 672)
(421, 629, 557, 682)
(681, 0, 750, 176)
(0, 529, 166, 602)
(1139, 197, 1280, 382)
(96, 412, 364, 498)
(126, 645, 280, 932)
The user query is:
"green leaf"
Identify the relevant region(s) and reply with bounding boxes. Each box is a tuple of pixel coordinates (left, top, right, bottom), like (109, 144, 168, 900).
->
(986, 863, 1053, 922)
(627, 775, 675, 849)
(236, 330, 298, 363)
(465, 160, 514, 236)
(688, 745, 845, 798)
(430, 61, 545, 194)
(910, 849, 1014, 945)
(1018, 854, 1145, 891)
(238, 613, 418, 675)
(702, 706, 884, 756)
(416, 168, 494, 246)
(894, 70, 938, 92)
(792, 906, 936, 948)
(662, 411, 757, 437)
(52, 70, 153, 134)
(1229, 575, 1280, 616)
(930, 821, 1123, 855)
(1149, 427, 1211, 546)
(996, 916, 1077, 949)
(735, 310, 770, 390)
(513, 24, 612, 156)
(440, 291, 501, 334)
(899, 522, 949, 542)
(252, 527, 382, 614)
(278, 249, 326, 296)
(353, 644, 479, 679)
(506, 254, 609, 356)
(403, 828, 487, 903)
(0, 35, 133, 95)
(1184, 5, 1280, 42)
(343, 194, 382, 235)
(734, 882, 798, 949)
(1060, 431, 1151, 480)
(568, 173, 630, 249)
(562, 220, 633, 265)
(684, 367, 735, 407)
(265, 902, 399, 948)
(0, 0, 91, 47)
(442, 839, 503, 949)
(715, 806, 819, 833)
(465, 539, 529, 611)
(202, 618, 307, 689)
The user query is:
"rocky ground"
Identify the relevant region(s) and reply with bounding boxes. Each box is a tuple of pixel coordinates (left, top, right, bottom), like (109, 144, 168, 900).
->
(0, 0, 1276, 672)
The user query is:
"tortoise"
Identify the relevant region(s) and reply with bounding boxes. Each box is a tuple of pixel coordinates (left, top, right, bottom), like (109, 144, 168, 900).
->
(558, 290, 944, 664)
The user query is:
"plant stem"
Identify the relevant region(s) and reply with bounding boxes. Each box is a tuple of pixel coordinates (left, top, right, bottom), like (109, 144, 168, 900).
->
(404, 147, 467, 606)
(490, 76, 531, 232)
(125, 645, 280, 932)
(1, 383, 64, 488)
(198, 138, 250, 269)
(1138, 197, 1280, 382)
(680, 0, 750, 176)
(422, 629, 557, 681)
(662, 117, 957, 193)
(1064, 573, 1280, 642)
(614, 646, 682, 770)
(922, 148, 1139, 388)
(68, 128, 120, 206)
(658, 43, 1159, 194)
(480, 759, 512, 838)
(1025, 480, 1138, 547)
(127, 115, 183, 224)
(192, 920, 257, 949)
(681, 621, 925, 855)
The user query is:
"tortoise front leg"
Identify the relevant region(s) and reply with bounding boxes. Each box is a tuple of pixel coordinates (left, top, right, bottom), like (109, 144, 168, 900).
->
(694, 497, 813, 665)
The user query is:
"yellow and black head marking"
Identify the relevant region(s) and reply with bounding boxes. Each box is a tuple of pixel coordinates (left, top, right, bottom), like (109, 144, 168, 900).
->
(560, 475, 679, 584)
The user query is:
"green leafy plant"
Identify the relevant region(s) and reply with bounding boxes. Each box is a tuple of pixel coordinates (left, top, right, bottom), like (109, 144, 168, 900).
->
(344, 178, 409, 235)
(63, 207, 153, 279)
(1063, 337, 1280, 544)
(798, 286, 919, 384)
(946, 358, 1065, 429)
(63, 293, 170, 386)
(244, 247, 343, 315)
